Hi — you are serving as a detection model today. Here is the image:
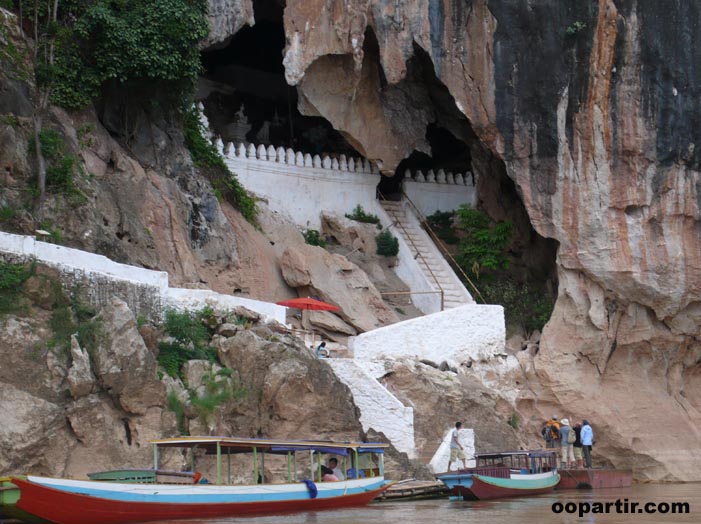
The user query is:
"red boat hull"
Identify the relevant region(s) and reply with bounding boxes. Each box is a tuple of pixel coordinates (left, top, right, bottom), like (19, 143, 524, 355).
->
(557, 469, 632, 490)
(452, 476, 557, 500)
(13, 477, 389, 524)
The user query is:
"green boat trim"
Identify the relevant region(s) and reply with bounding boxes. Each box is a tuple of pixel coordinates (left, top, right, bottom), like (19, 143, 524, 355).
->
(1, 476, 50, 524)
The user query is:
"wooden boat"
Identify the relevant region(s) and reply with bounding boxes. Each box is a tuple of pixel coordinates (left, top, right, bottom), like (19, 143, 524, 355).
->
(436, 450, 560, 500)
(10, 436, 392, 524)
(1, 476, 50, 524)
(557, 468, 633, 489)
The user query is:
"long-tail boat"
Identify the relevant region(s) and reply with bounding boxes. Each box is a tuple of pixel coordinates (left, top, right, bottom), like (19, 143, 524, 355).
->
(9, 436, 391, 524)
(436, 450, 560, 500)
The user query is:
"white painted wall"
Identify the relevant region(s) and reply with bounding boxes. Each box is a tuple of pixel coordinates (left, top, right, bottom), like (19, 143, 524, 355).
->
(164, 288, 285, 323)
(429, 428, 476, 473)
(328, 359, 415, 458)
(0, 231, 286, 324)
(404, 171, 477, 217)
(349, 304, 505, 364)
(221, 142, 380, 232)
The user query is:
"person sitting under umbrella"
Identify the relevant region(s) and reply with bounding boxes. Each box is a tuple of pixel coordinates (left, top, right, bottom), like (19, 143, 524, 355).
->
(315, 341, 330, 358)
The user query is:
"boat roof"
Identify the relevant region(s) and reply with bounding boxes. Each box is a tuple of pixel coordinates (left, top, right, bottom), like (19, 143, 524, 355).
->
(149, 436, 388, 455)
(475, 450, 558, 459)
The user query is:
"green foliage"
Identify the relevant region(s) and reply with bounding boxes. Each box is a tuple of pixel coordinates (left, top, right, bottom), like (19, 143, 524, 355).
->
(189, 368, 246, 425)
(157, 308, 219, 378)
(426, 210, 458, 244)
(456, 205, 513, 278)
(166, 391, 188, 435)
(37, 221, 64, 244)
(375, 229, 399, 257)
(480, 279, 554, 336)
(566, 21, 587, 35)
(0, 206, 16, 222)
(0, 0, 14, 11)
(164, 309, 210, 348)
(182, 107, 257, 223)
(35, 0, 210, 110)
(0, 261, 34, 315)
(47, 293, 102, 357)
(303, 229, 326, 247)
(29, 130, 85, 204)
(346, 205, 381, 226)
(508, 413, 519, 429)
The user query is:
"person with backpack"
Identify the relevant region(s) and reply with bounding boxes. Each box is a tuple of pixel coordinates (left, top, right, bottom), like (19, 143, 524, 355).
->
(559, 418, 576, 469)
(541, 416, 560, 449)
(572, 422, 584, 468)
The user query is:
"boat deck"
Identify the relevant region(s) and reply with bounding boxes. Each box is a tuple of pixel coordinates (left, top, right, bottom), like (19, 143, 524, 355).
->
(376, 480, 449, 501)
(557, 468, 633, 489)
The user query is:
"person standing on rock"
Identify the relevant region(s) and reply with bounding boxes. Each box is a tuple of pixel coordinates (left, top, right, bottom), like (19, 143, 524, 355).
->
(581, 419, 594, 468)
(449, 422, 468, 470)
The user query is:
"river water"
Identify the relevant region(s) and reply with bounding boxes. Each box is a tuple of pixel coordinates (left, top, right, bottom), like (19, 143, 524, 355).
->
(170, 483, 698, 524)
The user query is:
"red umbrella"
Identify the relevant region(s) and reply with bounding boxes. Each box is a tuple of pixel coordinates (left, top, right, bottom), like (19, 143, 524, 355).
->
(276, 297, 340, 311)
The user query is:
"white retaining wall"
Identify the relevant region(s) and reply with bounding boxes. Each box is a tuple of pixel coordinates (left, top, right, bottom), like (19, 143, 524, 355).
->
(403, 169, 477, 217)
(0, 231, 286, 324)
(349, 304, 505, 363)
(327, 359, 415, 458)
(429, 428, 476, 473)
(220, 141, 381, 231)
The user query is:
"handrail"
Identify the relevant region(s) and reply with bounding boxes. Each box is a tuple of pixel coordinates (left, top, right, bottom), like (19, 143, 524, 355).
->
(378, 191, 444, 311)
(401, 190, 485, 303)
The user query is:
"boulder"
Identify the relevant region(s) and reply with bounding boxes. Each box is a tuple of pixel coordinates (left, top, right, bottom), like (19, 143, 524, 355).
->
(280, 244, 399, 332)
(67, 335, 96, 399)
(92, 298, 165, 414)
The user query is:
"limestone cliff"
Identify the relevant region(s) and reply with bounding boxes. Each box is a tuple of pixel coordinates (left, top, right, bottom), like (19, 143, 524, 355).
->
(278, 0, 701, 480)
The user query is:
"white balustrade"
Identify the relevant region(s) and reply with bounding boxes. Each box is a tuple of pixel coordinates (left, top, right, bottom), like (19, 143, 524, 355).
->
(217, 139, 470, 184)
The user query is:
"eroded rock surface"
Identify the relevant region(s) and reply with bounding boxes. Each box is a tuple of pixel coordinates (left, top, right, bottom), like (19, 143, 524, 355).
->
(280, 244, 399, 332)
(280, 0, 701, 480)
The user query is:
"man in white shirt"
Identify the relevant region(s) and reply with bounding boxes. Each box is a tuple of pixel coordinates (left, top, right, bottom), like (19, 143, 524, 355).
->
(449, 421, 468, 470)
(328, 457, 345, 480)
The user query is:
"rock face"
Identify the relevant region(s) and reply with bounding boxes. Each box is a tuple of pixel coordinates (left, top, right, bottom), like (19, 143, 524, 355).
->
(279, 244, 399, 332)
(279, 0, 701, 480)
(204, 0, 254, 49)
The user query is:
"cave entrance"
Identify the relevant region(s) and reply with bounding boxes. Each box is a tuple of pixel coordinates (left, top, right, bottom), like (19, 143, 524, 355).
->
(199, 1, 359, 156)
(378, 123, 474, 200)
(381, 43, 558, 320)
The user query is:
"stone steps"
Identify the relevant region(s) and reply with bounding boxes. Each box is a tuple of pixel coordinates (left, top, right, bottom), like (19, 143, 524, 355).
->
(380, 200, 470, 309)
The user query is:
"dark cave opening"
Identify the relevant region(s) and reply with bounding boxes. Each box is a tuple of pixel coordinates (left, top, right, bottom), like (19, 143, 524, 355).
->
(381, 42, 559, 309)
(198, 1, 359, 157)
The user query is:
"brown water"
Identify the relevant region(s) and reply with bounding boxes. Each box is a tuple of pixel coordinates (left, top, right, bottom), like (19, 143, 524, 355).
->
(178, 483, 698, 524)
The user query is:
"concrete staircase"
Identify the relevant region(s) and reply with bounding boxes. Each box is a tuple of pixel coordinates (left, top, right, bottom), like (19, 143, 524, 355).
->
(380, 200, 472, 309)
(326, 358, 415, 458)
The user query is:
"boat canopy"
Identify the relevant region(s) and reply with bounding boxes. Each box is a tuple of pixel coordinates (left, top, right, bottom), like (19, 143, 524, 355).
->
(149, 437, 388, 455)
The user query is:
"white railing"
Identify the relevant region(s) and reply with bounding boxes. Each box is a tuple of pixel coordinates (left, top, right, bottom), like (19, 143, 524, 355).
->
(214, 138, 474, 187)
